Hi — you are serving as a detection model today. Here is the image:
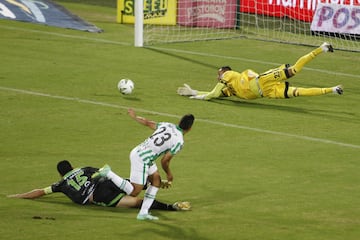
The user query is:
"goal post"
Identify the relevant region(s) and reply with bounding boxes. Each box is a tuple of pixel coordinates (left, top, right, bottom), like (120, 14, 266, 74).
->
(117, 0, 360, 52)
(134, 0, 143, 47)
(117, 0, 178, 47)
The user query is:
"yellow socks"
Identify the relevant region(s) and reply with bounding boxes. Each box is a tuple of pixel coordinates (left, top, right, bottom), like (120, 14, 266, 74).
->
(287, 87, 333, 97)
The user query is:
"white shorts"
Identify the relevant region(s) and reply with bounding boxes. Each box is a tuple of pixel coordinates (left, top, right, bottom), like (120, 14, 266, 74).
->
(129, 148, 158, 185)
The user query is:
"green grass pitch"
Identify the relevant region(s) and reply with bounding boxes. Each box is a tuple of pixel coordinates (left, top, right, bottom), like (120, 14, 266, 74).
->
(1, 1, 359, 240)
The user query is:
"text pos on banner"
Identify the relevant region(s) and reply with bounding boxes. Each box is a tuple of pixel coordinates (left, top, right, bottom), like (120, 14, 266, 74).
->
(311, 3, 360, 35)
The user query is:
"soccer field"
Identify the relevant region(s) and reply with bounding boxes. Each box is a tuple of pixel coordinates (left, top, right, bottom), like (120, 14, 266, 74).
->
(1, 1, 360, 240)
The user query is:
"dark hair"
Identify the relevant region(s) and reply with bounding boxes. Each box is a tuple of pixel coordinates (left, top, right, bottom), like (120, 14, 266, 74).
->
(57, 160, 73, 176)
(179, 114, 195, 131)
(219, 66, 232, 72)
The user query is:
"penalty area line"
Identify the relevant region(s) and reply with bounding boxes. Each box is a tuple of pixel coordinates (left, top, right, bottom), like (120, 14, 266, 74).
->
(1, 86, 359, 150)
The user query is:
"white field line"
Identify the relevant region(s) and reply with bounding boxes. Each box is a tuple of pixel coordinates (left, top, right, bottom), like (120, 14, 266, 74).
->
(1, 86, 359, 149)
(1, 25, 359, 79)
(0, 25, 132, 46)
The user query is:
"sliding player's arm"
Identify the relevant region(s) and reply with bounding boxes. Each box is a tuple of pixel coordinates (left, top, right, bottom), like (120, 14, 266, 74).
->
(177, 83, 226, 100)
(7, 186, 53, 199)
(190, 83, 226, 100)
(127, 108, 157, 130)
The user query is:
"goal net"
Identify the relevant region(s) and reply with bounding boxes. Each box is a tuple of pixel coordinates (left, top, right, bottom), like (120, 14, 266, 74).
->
(117, 0, 360, 52)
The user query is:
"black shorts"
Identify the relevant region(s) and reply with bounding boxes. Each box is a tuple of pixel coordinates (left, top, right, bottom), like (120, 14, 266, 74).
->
(92, 180, 126, 207)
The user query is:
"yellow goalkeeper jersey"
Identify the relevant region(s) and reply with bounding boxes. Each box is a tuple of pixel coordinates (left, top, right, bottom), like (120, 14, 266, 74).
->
(220, 70, 261, 100)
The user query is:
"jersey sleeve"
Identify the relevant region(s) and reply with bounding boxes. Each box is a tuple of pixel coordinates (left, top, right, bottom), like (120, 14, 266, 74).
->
(50, 180, 64, 193)
(43, 186, 53, 195)
(197, 82, 226, 100)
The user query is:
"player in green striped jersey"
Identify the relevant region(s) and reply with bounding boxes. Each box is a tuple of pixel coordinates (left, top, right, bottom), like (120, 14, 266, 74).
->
(126, 108, 195, 220)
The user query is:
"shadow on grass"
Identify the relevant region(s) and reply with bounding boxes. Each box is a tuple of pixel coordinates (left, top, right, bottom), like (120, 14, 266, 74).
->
(24, 197, 206, 239)
(27, 196, 138, 219)
(131, 220, 210, 240)
(206, 97, 359, 123)
(125, 191, 264, 240)
(145, 47, 219, 70)
(94, 93, 142, 101)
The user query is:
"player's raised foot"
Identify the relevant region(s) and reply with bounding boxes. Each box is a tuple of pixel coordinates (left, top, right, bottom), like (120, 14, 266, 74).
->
(321, 42, 334, 52)
(172, 201, 191, 211)
(137, 213, 159, 221)
(333, 85, 343, 95)
(91, 164, 111, 179)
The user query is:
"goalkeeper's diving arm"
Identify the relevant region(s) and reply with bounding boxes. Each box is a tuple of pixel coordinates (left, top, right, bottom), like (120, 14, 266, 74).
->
(177, 83, 225, 100)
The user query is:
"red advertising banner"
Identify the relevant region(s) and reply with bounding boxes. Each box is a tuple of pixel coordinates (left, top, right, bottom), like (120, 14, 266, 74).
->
(311, 3, 360, 35)
(240, 0, 360, 23)
(177, 0, 238, 28)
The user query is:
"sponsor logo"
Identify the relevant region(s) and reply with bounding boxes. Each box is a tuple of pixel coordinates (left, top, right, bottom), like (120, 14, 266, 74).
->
(122, 0, 168, 19)
(187, 2, 226, 23)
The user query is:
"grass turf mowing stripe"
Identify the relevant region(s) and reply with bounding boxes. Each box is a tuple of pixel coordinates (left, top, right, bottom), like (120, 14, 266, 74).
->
(1, 25, 359, 80)
(1, 86, 359, 149)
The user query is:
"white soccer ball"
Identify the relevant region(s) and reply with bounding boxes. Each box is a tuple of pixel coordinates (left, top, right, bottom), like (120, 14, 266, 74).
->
(117, 79, 134, 95)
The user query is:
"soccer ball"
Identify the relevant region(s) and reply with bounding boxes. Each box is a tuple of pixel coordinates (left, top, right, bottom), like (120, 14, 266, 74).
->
(117, 79, 134, 95)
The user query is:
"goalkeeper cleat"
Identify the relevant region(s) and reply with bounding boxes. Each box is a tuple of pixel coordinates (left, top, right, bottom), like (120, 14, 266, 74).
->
(172, 201, 191, 211)
(91, 164, 111, 179)
(137, 213, 159, 221)
(321, 42, 334, 52)
(333, 85, 343, 95)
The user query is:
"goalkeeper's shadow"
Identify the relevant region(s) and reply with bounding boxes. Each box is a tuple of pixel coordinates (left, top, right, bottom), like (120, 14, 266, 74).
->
(208, 97, 359, 123)
(145, 47, 219, 70)
(208, 97, 308, 114)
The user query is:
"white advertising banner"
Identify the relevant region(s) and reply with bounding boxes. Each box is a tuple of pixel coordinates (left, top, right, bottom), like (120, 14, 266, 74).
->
(311, 2, 360, 35)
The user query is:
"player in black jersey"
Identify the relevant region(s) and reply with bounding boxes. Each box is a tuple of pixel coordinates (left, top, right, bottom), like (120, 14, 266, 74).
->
(8, 160, 190, 211)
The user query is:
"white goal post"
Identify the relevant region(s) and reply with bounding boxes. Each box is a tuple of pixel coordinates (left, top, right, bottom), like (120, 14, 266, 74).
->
(117, 0, 360, 52)
(134, 0, 143, 47)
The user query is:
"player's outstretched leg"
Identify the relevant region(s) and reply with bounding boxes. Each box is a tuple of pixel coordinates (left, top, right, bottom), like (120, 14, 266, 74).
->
(92, 164, 134, 195)
(91, 164, 111, 179)
(172, 202, 191, 211)
(289, 42, 333, 75)
(149, 200, 191, 211)
(286, 85, 343, 97)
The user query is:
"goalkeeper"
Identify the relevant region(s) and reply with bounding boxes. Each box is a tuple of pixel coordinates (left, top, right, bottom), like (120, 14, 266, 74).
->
(177, 42, 343, 100)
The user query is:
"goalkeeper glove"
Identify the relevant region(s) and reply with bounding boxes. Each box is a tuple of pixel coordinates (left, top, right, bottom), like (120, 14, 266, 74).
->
(160, 180, 172, 189)
(177, 84, 198, 96)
